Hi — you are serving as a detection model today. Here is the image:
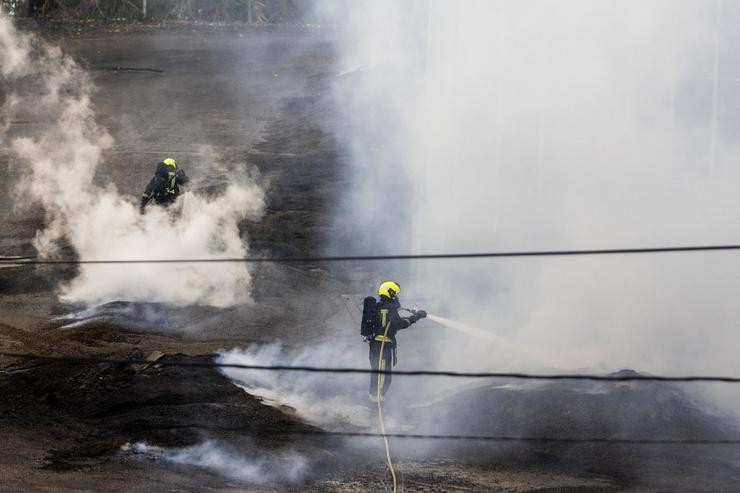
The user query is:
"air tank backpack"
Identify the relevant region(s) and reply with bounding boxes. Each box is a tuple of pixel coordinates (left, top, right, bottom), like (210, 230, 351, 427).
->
(360, 296, 380, 340)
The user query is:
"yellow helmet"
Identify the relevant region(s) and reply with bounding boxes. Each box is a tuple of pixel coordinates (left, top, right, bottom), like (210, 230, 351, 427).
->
(163, 158, 177, 168)
(378, 281, 401, 299)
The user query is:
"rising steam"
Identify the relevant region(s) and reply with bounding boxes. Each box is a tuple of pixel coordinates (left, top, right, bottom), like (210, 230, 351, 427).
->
(0, 17, 264, 307)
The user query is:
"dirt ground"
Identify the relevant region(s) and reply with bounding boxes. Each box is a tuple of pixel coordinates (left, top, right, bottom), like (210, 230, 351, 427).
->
(2, 21, 740, 492)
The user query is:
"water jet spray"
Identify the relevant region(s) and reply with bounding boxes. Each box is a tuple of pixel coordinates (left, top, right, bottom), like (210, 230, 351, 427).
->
(422, 313, 550, 365)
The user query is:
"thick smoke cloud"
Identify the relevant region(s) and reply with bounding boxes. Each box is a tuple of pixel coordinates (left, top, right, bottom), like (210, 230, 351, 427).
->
(316, 0, 740, 416)
(0, 17, 264, 307)
(218, 344, 372, 428)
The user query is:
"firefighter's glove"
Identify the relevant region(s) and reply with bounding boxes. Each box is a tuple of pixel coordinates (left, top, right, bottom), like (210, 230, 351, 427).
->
(408, 314, 420, 324)
(139, 198, 148, 214)
(416, 310, 427, 318)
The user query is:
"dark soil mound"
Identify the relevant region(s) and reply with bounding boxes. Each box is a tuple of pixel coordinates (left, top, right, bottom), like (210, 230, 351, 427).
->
(1, 351, 324, 471)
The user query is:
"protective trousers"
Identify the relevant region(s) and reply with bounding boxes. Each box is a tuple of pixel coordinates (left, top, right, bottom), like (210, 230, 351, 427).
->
(369, 340, 394, 401)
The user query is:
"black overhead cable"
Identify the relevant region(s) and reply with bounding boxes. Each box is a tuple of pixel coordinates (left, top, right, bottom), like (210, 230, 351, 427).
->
(3, 351, 740, 383)
(3, 243, 740, 265)
(275, 429, 740, 445)
(119, 424, 740, 445)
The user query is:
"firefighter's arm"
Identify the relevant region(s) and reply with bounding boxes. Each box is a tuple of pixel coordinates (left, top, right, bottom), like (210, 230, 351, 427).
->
(140, 193, 151, 213)
(391, 307, 416, 331)
(399, 309, 427, 330)
(176, 168, 190, 186)
(140, 176, 163, 212)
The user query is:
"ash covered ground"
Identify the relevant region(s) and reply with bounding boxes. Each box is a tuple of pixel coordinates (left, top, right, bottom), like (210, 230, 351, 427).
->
(1, 20, 740, 493)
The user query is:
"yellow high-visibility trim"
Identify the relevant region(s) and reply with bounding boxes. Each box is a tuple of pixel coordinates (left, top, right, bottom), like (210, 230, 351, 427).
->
(378, 281, 401, 298)
(374, 335, 392, 343)
(167, 172, 177, 194)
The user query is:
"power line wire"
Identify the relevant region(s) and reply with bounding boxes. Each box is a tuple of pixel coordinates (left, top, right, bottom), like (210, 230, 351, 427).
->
(277, 429, 740, 445)
(141, 424, 740, 445)
(3, 351, 740, 383)
(3, 243, 740, 265)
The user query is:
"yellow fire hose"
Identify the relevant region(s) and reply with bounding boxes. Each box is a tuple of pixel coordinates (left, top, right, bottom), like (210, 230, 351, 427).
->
(376, 325, 398, 492)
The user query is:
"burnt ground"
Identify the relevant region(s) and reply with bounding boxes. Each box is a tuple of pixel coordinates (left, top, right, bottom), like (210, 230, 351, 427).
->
(2, 21, 740, 492)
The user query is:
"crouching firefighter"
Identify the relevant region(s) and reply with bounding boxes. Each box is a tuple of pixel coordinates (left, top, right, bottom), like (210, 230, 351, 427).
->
(140, 158, 190, 213)
(361, 281, 427, 403)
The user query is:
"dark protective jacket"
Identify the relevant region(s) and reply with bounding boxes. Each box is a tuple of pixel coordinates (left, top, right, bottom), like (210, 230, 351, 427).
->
(373, 295, 419, 345)
(140, 162, 190, 209)
(368, 295, 420, 382)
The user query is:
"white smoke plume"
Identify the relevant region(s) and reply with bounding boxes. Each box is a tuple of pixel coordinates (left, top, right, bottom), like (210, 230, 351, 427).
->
(123, 440, 308, 484)
(318, 0, 740, 384)
(0, 17, 264, 307)
(218, 344, 372, 429)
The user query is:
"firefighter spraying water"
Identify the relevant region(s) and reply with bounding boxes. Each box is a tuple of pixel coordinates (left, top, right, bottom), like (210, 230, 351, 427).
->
(361, 281, 427, 403)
